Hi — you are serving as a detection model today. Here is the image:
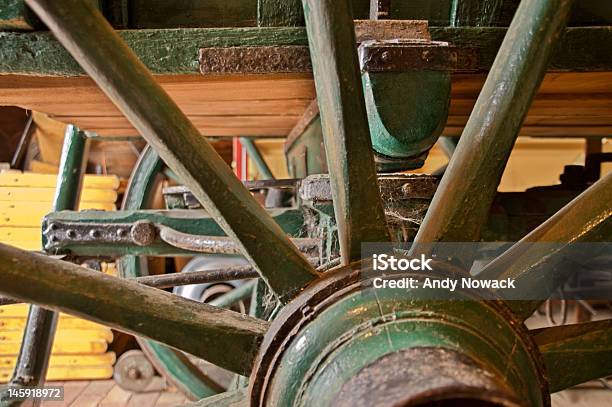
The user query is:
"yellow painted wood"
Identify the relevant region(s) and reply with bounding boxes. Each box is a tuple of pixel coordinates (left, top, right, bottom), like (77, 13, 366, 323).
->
(0, 241, 41, 251)
(0, 187, 117, 203)
(0, 203, 116, 226)
(0, 339, 108, 355)
(0, 328, 113, 343)
(0, 352, 116, 368)
(0, 228, 40, 242)
(0, 172, 120, 190)
(0, 316, 104, 331)
(0, 365, 114, 383)
(29, 160, 59, 174)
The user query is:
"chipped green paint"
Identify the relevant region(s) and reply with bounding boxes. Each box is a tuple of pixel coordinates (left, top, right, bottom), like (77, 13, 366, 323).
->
(415, 0, 575, 246)
(129, 0, 256, 29)
(0, 243, 268, 376)
(6, 126, 86, 395)
(363, 71, 450, 160)
(43, 208, 305, 256)
(254, 266, 547, 406)
(119, 146, 222, 400)
(302, 0, 390, 263)
(0, 0, 40, 30)
(258, 0, 303, 27)
(534, 320, 612, 392)
(26, 0, 319, 302)
(2, 26, 612, 76)
(0, 27, 308, 76)
(480, 172, 612, 320)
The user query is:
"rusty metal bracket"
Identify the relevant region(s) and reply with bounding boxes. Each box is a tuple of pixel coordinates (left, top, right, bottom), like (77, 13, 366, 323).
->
(200, 46, 312, 74)
(299, 173, 438, 202)
(44, 220, 156, 250)
(199, 20, 435, 75)
(359, 40, 479, 72)
(44, 218, 322, 260)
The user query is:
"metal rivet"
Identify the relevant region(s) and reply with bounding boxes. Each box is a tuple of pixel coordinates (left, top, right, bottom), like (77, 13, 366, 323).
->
(380, 51, 391, 62)
(130, 221, 156, 247)
(117, 228, 127, 238)
(90, 230, 100, 239)
(66, 230, 77, 239)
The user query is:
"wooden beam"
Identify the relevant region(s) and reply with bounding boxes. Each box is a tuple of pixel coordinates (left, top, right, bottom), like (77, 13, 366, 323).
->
(2, 27, 612, 76)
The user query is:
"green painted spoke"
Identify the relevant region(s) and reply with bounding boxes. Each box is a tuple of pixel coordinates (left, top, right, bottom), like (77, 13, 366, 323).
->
(414, 0, 574, 245)
(8, 125, 87, 391)
(533, 319, 612, 392)
(479, 173, 612, 320)
(0, 243, 268, 376)
(26, 0, 319, 302)
(119, 146, 221, 399)
(239, 137, 274, 180)
(302, 0, 390, 264)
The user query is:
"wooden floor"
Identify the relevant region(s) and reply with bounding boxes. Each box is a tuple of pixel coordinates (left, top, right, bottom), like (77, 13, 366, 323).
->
(41, 379, 190, 407)
(34, 379, 611, 406)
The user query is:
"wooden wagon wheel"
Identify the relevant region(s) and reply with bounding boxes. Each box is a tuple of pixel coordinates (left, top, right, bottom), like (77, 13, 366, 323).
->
(0, 0, 611, 406)
(118, 146, 225, 399)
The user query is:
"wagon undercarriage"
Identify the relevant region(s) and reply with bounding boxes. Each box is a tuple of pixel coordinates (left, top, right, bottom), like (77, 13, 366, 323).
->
(0, 0, 611, 406)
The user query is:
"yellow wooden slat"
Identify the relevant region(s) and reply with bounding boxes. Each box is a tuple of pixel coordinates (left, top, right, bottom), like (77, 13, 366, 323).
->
(0, 329, 113, 343)
(0, 172, 120, 190)
(0, 241, 40, 250)
(0, 340, 108, 355)
(0, 317, 104, 331)
(29, 160, 59, 174)
(0, 352, 116, 369)
(0, 305, 113, 320)
(0, 188, 117, 203)
(0, 228, 40, 241)
(0, 203, 116, 226)
(0, 365, 114, 383)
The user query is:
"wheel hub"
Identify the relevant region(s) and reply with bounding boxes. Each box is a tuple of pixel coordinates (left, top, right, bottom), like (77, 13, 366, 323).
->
(250, 261, 549, 407)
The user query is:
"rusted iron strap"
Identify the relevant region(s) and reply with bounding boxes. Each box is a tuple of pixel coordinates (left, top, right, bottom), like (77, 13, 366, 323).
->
(359, 42, 479, 72)
(158, 225, 321, 258)
(199, 43, 478, 74)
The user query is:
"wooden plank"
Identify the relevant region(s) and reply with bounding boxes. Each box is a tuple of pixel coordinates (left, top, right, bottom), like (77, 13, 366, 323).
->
(0, 227, 44, 242)
(2, 27, 612, 76)
(0, 204, 115, 227)
(0, 339, 108, 354)
(126, 392, 161, 407)
(42, 380, 90, 407)
(53, 115, 299, 136)
(258, 0, 303, 27)
(68, 380, 115, 407)
(1, 365, 113, 383)
(3, 70, 611, 137)
(0, 187, 117, 203)
(130, 0, 256, 28)
(154, 391, 188, 407)
(0, 316, 104, 331)
(0, 0, 41, 30)
(0, 172, 120, 189)
(0, 328, 114, 343)
(99, 384, 132, 407)
(1, 353, 116, 368)
(443, 126, 612, 138)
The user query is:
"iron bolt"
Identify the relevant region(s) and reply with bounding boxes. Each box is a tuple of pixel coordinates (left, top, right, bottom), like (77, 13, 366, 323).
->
(130, 221, 156, 247)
